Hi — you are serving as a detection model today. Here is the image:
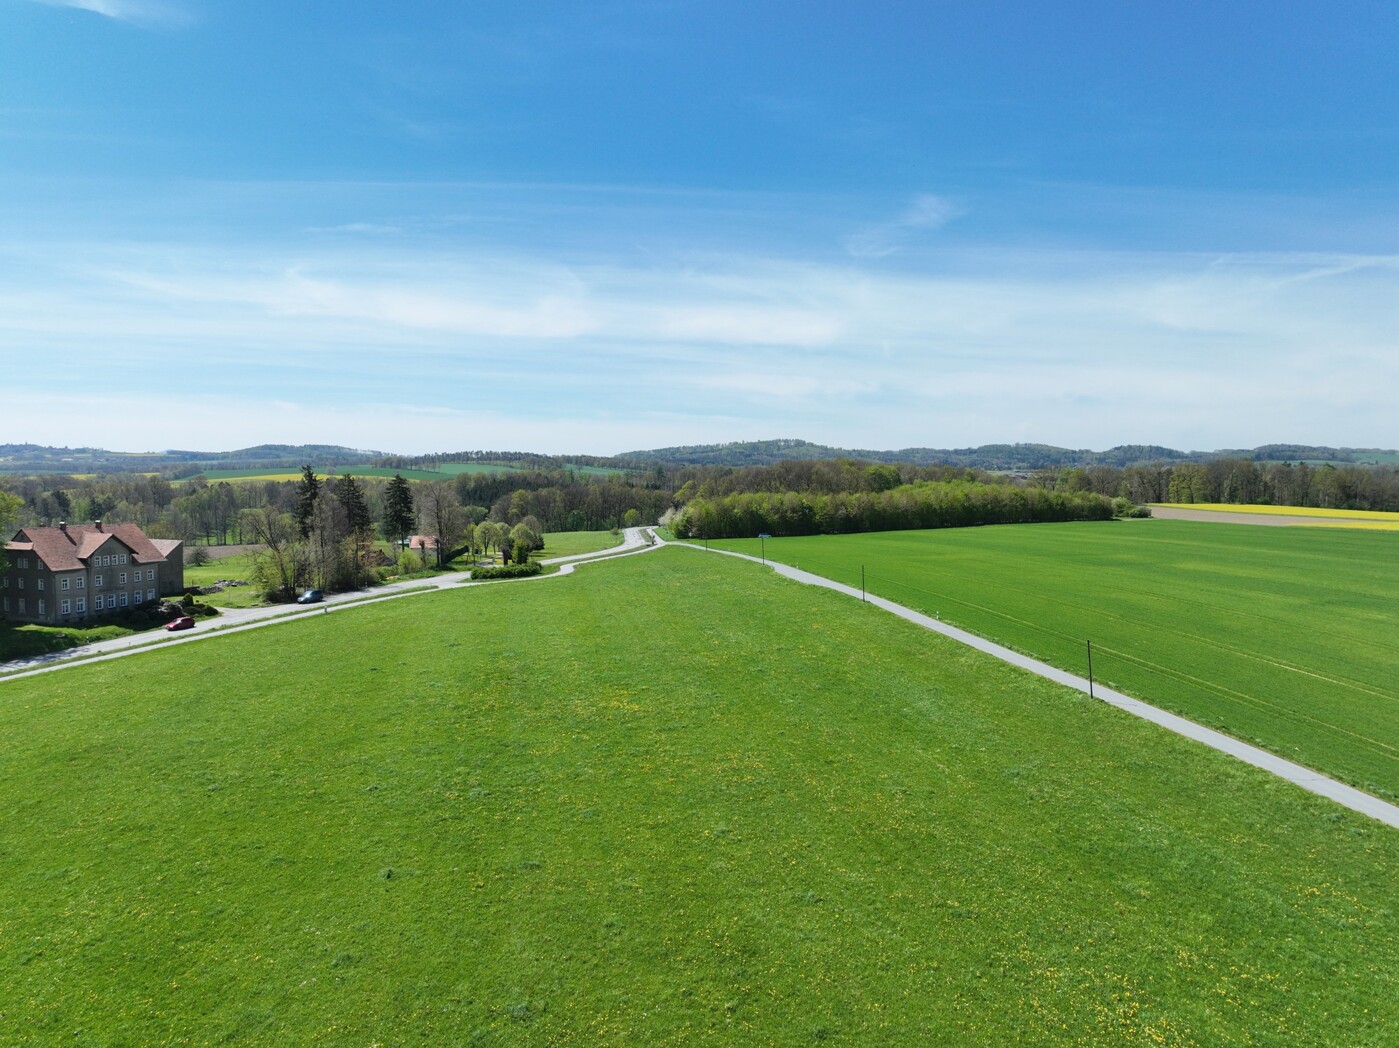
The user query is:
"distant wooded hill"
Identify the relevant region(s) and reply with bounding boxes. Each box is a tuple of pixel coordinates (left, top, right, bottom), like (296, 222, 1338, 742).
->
(0, 443, 381, 476)
(3, 438, 1395, 479)
(617, 439, 1399, 471)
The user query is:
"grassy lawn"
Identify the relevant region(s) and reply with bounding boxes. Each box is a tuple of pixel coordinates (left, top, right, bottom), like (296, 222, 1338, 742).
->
(0, 548, 1396, 1043)
(539, 529, 625, 558)
(183, 551, 268, 608)
(699, 520, 1399, 801)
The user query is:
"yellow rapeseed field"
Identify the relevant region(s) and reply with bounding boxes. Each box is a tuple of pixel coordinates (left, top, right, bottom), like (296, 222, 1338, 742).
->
(1158, 503, 1399, 528)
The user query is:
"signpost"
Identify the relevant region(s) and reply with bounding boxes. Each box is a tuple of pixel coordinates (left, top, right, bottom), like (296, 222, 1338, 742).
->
(1087, 639, 1095, 700)
(758, 533, 771, 563)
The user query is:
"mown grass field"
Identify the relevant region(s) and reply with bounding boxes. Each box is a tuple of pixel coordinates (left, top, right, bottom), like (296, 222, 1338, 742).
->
(703, 521, 1399, 801)
(1, 549, 1396, 1044)
(538, 529, 624, 559)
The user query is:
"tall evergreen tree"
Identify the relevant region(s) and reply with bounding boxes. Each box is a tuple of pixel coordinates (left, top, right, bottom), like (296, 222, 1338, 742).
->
(382, 473, 415, 545)
(335, 474, 373, 534)
(295, 465, 320, 539)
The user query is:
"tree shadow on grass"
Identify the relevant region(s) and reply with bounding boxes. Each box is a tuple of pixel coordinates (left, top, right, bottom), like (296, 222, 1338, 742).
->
(0, 622, 90, 662)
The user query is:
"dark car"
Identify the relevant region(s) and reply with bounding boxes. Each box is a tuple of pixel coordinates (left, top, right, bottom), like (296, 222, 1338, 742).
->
(164, 615, 196, 631)
(296, 589, 325, 604)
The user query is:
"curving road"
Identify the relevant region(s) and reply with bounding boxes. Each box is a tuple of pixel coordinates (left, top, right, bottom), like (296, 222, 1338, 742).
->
(0, 528, 657, 683)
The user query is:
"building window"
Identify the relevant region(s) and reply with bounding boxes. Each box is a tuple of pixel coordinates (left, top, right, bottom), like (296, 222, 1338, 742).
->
(95, 575, 103, 588)
(37, 599, 45, 616)
(76, 597, 86, 613)
(147, 569, 155, 582)
(76, 577, 85, 590)
(147, 588, 155, 601)
(61, 599, 70, 614)
(37, 578, 45, 591)
(18, 598, 25, 614)
(119, 572, 127, 585)
(119, 592, 128, 607)
(17, 557, 26, 569)
(17, 578, 23, 590)
(2, 597, 7, 612)
(108, 594, 118, 609)
(61, 577, 70, 591)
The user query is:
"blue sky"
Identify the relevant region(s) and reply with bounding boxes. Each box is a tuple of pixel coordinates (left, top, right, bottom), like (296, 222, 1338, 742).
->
(3, 1, 1397, 455)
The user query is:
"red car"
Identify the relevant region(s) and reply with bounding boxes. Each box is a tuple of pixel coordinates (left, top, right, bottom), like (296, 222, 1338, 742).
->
(164, 615, 196, 632)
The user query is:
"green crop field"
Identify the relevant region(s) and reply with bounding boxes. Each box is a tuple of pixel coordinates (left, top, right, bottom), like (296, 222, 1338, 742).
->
(193, 462, 628, 484)
(193, 466, 458, 483)
(699, 521, 1399, 801)
(1, 549, 1396, 1043)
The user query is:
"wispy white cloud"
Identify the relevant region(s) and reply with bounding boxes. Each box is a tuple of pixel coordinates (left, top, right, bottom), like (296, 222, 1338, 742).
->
(3, 234, 1397, 453)
(843, 194, 962, 258)
(29, 0, 191, 28)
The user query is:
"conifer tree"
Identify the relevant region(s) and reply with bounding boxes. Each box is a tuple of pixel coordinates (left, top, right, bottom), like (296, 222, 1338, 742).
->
(382, 473, 415, 546)
(294, 465, 320, 539)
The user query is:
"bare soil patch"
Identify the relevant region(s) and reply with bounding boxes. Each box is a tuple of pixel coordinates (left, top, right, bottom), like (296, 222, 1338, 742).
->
(1149, 507, 1338, 527)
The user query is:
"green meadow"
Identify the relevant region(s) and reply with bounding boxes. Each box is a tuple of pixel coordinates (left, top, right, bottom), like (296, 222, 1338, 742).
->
(704, 521, 1399, 801)
(536, 529, 624, 559)
(1, 549, 1396, 1044)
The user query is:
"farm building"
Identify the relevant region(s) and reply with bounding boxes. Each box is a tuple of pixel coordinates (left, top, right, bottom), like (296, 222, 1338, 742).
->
(2, 521, 184, 625)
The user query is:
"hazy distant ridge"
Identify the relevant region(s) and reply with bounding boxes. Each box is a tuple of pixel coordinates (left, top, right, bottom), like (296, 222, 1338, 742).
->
(616, 439, 1396, 470)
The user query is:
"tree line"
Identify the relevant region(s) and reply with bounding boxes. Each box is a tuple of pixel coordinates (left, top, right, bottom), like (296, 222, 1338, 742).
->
(671, 480, 1114, 539)
(242, 469, 550, 600)
(1030, 459, 1399, 512)
(6, 453, 1399, 559)
(0, 467, 677, 546)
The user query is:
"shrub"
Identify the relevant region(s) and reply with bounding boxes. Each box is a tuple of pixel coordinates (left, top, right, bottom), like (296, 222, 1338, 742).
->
(470, 563, 542, 580)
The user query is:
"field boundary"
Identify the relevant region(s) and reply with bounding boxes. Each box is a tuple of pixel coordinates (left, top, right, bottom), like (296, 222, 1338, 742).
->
(670, 539, 1399, 830)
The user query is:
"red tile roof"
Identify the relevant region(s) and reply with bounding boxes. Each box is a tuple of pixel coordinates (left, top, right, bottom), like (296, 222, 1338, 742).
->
(5, 524, 178, 573)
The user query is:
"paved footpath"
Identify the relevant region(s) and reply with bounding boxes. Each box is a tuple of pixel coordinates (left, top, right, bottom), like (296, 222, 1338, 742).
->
(666, 538, 1399, 830)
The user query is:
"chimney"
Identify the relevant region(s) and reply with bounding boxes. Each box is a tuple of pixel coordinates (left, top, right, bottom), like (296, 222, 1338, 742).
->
(59, 521, 66, 530)
(94, 520, 103, 531)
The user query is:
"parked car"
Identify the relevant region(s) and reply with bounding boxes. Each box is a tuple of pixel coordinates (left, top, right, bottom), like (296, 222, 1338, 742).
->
(296, 589, 324, 604)
(164, 615, 196, 631)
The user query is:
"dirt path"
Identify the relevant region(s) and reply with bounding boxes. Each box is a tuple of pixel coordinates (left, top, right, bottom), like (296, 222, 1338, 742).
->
(1149, 507, 1350, 526)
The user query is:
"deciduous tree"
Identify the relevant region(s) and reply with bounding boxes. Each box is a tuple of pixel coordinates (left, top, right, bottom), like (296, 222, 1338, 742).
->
(417, 481, 465, 567)
(0, 489, 22, 575)
(243, 507, 302, 601)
